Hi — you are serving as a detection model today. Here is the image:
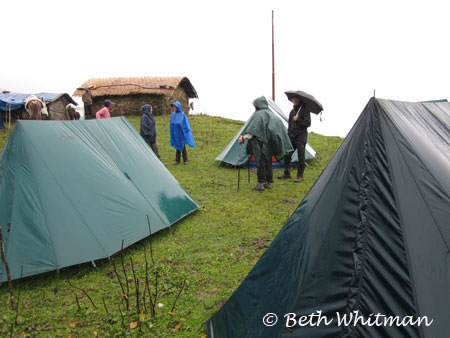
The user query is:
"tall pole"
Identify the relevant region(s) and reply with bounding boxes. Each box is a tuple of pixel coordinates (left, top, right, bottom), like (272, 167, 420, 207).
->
(8, 104, 11, 130)
(272, 10, 275, 101)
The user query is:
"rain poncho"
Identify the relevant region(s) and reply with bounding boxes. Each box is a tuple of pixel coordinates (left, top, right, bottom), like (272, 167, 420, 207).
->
(169, 101, 195, 151)
(245, 96, 293, 162)
(140, 104, 156, 143)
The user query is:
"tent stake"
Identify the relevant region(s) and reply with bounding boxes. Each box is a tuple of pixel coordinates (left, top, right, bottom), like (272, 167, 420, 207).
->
(147, 215, 152, 236)
(237, 143, 242, 191)
(54, 269, 60, 294)
(238, 166, 241, 192)
(8, 104, 11, 130)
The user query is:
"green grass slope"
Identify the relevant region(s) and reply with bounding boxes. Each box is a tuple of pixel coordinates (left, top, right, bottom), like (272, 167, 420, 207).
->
(0, 115, 342, 337)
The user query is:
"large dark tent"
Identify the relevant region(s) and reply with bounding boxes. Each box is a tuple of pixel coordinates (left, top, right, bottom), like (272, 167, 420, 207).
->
(207, 98, 450, 337)
(0, 117, 199, 282)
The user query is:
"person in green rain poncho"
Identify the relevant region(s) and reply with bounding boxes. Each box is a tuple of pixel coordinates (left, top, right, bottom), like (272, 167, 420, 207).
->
(239, 96, 293, 191)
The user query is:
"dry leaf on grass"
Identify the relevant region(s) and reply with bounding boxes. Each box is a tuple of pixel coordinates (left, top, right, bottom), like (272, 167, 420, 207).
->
(173, 320, 182, 331)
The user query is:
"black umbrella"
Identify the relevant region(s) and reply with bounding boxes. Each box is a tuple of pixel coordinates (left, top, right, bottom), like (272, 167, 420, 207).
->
(285, 90, 323, 114)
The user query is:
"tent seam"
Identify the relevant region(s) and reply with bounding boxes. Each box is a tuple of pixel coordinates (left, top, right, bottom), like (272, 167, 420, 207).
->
(272, 122, 365, 338)
(0, 128, 19, 278)
(342, 103, 378, 337)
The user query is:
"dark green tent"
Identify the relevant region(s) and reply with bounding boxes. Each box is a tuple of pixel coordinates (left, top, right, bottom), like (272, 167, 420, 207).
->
(215, 98, 316, 166)
(207, 98, 450, 337)
(0, 117, 199, 282)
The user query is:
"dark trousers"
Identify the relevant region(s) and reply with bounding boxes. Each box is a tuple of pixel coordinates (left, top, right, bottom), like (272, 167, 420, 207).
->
(146, 141, 160, 158)
(256, 141, 273, 183)
(84, 104, 93, 118)
(257, 154, 273, 183)
(175, 146, 187, 163)
(284, 139, 306, 178)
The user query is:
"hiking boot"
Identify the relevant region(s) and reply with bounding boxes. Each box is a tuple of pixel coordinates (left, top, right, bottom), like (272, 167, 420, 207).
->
(264, 183, 272, 189)
(252, 183, 265, 191)
(294, 177, 303, 183)
(277, 173, 291, 179)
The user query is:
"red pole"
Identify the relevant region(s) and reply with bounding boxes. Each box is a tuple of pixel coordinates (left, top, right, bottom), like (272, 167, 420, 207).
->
(272, 10, 275, 101)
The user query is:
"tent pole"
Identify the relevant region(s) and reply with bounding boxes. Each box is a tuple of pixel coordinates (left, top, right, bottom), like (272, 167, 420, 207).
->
(8, 104, 11, 130)
(272, 10, 275, 101)
(238, 165, 241, 191)
(237, 143, 241, 191)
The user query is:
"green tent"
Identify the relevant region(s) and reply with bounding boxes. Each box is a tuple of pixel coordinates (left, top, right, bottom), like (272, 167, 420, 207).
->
(215, 98, 316, 166)
(0, 117, 199, 282)
(207, 98, 450, 337)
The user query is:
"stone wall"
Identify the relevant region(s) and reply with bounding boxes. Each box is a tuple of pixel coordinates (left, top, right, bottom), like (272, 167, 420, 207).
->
(91, 87, 191, 118)
(163, 87, 190, 114)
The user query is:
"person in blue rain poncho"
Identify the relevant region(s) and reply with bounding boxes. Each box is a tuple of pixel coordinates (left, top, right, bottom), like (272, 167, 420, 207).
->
(169, 101, 195, 165)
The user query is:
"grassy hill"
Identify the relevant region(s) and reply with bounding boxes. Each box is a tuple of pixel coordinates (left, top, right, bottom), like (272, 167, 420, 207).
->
(0, 115, 342, 337)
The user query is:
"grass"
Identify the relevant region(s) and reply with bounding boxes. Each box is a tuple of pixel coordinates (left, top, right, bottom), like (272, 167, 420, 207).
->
(0, 114, 342, 337)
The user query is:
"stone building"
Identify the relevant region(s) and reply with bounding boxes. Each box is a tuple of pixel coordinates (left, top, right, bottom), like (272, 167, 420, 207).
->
(72, 77, 198, 117)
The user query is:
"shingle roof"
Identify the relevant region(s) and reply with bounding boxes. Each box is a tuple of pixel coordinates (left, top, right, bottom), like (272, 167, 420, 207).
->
(73, 76, 198, 98)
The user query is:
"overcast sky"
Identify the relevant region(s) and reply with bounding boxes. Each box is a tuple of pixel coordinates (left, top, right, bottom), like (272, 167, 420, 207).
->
(2, 0, 449, 136)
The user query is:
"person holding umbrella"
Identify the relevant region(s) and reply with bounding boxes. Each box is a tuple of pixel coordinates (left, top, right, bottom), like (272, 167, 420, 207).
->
(278, 90, 323, 182)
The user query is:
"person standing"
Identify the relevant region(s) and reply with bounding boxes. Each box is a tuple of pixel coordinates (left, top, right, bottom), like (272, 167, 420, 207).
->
(278, 95, 311, 182)
(82, 87, 94, 119)
(238, 96, 293, 191)
(140, 104, 160, 158)
(96, 100, 114, 119)
(169, 101, 195, 165)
